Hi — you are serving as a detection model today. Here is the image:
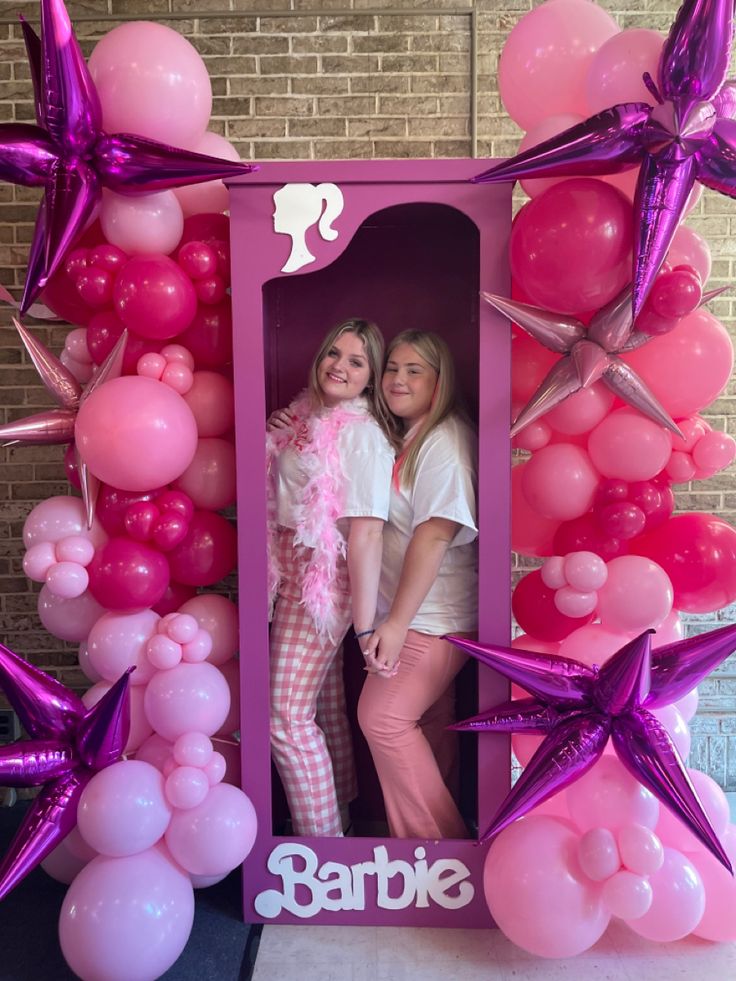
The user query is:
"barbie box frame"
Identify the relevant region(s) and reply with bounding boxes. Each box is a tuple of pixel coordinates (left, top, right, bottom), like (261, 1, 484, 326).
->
(229, 160, 512, 927)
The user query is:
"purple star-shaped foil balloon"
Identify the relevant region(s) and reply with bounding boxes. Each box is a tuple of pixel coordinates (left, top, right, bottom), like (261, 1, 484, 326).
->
(448, 623, 736, 871)
(1, 0, 256, 313)
(474, 0, 736, 318)
(0, 641, 131, 901)
(0, 318, 127, 525)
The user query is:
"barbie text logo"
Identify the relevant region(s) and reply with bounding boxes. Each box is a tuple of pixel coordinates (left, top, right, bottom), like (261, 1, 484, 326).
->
(272, 183, 344, 273)
(253, 843, 474, 918)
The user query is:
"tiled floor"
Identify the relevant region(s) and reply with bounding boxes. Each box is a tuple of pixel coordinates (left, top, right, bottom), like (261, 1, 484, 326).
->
(252, 794, 736, 980)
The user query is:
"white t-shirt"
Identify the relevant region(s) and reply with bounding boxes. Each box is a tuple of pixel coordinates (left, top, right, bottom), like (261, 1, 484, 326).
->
(377, 415, 478, 635)
(274, 403, 394, 547)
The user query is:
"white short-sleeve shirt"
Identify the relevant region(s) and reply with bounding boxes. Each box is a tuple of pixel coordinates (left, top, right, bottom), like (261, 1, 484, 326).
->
(377, 415, 478, 634)
(274, 405, 394, 546)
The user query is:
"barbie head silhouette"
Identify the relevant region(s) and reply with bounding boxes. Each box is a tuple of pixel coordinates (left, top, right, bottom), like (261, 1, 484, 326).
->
(273, 183, 344, 273)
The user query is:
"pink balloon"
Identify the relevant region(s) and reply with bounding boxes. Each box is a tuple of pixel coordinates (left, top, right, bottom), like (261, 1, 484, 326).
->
(692, 430, 736, 476)
(76, 376, 198, 491)
(87, 606, 160, 684)
(56, 536, 96, 565)
(215, 658, 240, 737)
(563, 551, 608, 591)
(84, 679, 153, 754)
(101, 190, 184, 257)
(622, 309, 733, 418)
(87, 537, 171, 612)
(650, 704, 691, 760)
(23, 495, 106, 549)
(651, 609, 684, 648)
(23, 542, 57, 582)
(135, 733, 174, 772)
(601, 870, 653, 920)
(511, 413, 552, 452)
(59, 847, 195, 981)
(558, 623, 630, 668)
(498, 0, 618, 130)
(544, 382, 614, 436)
(577, 827, 621, 881)
(567, 756, 660, 833)
(77, 760, 172, 857)
(511, 634, 560, 656)
(586, 28, 665, 113)
(554, 586, 597, 618)
(655, 768, 730, 853)
(687, 824, 736, 941)
(173, 438, 236, 511)
(203, 752, 227, 786)
(518, 113, 586, 198)
(541, 556, 566, 589)
(89, 21, 212, 146)
(674, 686, 698, 722)
(41, 836, 92, 885)
(626, 847, 705, 941)
(114, 255, 197, 340)
(667, 225, 712, 283)
(596, 554, 673, 633)
(165, 784, 257, 877)
(588, 408, 672, 482)
(174, 131, 241, 216)
(78, 641, 103, 683)
(182, 371, 235, 438)
(173, 732, 213, 768)
(144, 661, 230, 741)
(37, 585, 106, 643)
(45, 561, 89, 599)
(484, 816, 610, 957)
(511, 463, 560, 557)
(165, 766, 210, 810)
(212, 737, 241, 787)
(166, 511, 238, 587)
(618, 824, 664, 876)
(522, 443, 599, 521)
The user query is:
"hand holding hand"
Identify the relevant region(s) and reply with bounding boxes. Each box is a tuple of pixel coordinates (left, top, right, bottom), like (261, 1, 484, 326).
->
(362, 621, 406, 679)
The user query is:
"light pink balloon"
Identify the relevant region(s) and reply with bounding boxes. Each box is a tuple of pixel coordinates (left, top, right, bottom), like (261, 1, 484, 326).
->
(87, 608, 160, 686)
(687, 824, 736, 941)
(165, 766, 210, 810)
(165, 783, 257, 877)
(511, 634, 561, 656)
(45, 561, 89, 599)
(78, 641, 103, 683)
(83, 680, 153, 755)
(182, 629, 213, 663)
(586, 28, 664, 113)
(59, 847, 195, 981)
(203, 751, 227, 786)
(183, 371, 235, 438)
(545, 382, 614, 435)
(618, 824, 664, 876)
(23, 495, 106, 548)
(655, 768, 730, 853)
(519, 113, 585, 198)
(178, 593, 239, 666)
(588, 408, 672, 482)
(674, 686, 699, 723)
(564, 551, 608, 592)
(558, 623, 630, 668)
(498, 0, 619, 130)
(554, 586, 598, 618)
(174, 131, 240, 216)
(41, 837, 92, 885)
(692, 429, 736, 475)
(626, 847, 705, 941)
(173, 732, 213, 768)
(511, 732, 544, 768)
(23, 542, 56, 581)
(577, 826, 621, 881)
(484, 815, 611, 957)
(37, 585, 106, 643)
(651, 609, 684, 648)
(215, 657, 240, 737)
(567, 756, 660, 833)
(138, 352, 167, 380)
(89, 21, 212, 146)
(511, 412, 551, 452)
(144, 661, 231, 741)
(212, 737, 241, 787)
(667, 224, 712, 283)
(135, 733, 174, 772)
(173, 437, 236, 511)
(650, 703, 691, 760)
(541, 556, 566, 589)
(75, 376, 198, 492)
(521, 443, 600, 521)
(596, 555, 673, 633)
(56, 535, 96, 565)
(101, 189, 184, 257)
(601, 869, 653, 920)
(77, 760, 172, 858)
(511, 462, 561, 557)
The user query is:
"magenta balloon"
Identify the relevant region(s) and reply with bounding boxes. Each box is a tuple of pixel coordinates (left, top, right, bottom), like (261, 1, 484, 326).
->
(182, 371, 234, 437)
(178, 594, 239, 666)
(626, 848, 705, 942)
(173, 438, 236, 511)
(87, 537, 170, 612)
(177, 301, 233, 369)
(152, 580, 198, 617)
(165, 783, 257, 877)
(622, 309, 734, 418)
(521, 443, 600, 522)
(59, 847, 195, 981)
(75, 376, 198, 492)
(144, 661, 230, 741)
(510, 179, 632, 314)
(497, 0, 618, 130)
(588, 408, 673, 483)
(483, 816, 611, 957)
(554, 512, 628, 562)
(37, 585, 106, 644)
(114, 255, 197, 340)
(97, 485, 161, 537)
(585, 28, 665, 114)
(632, 513, 736, 613)
(166, 511, 238, 587)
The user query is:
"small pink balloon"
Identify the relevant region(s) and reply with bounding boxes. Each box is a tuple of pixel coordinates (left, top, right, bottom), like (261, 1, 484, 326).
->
(182, 371, 235, 438)
(55, 535, 95, 566)
(165, 766, 210, 810)
(173, 732, 213, 768)
(617, 824, 664, 876)
(512, 414, 552, 452)
(626, 847, 705, 941)
(666, 450, 697, 483)
(554, 586, 597, 618)
(212, 738, 241, 787)
(23, 542, 57, 581)
(577, 827, 621, 882)
(178, 594, 239, 666)
(45, 561, 90, 599)
(137, 352, 167, 379)
(177, 241, 218, 280)
(182, 629, 213, 663)
(144, 661, 230, 741)
(596, 555, 673, 633)
(167, 613, 200, 645)
(541, 556, 566, 589)
(567, 756, 660, 833)
(203, 752, 226, 786)
(38, 585, 106, 643)
(601, 869, 653, 920)
(563, 551, 608, 592)
(692, 430, 736, 475)
(146, 633, 183, 671)
(165, 784, 257, 877)
(161, 344, 195, 369)
(162, 362, 194, 395)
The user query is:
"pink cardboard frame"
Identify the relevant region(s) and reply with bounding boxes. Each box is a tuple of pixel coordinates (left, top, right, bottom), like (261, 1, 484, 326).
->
(228, 160, 512, 927)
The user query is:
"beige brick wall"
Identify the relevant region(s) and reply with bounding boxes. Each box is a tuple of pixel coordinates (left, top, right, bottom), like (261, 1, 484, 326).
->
(1, 0, 735, 783)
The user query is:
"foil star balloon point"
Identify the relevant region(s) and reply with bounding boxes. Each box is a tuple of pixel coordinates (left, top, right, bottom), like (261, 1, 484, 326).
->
(449, 623, 736, 871)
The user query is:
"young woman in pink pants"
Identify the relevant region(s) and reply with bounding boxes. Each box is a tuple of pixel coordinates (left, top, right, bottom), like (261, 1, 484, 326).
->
(358, 330, 477, 840)
(267, 319, 396, 837)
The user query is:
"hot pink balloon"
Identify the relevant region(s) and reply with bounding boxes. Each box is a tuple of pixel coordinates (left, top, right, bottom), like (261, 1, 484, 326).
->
(182, 371, 234, 438)
(165, 783, 257, 877)
(87, 608, 160, 687)
(173, 438, 236, 511)
(626, 847, 705, 942)
(567, 756, 660, 833)
(588, 408, 672, 482)
(521, 443, 599, 522)
(87, 537, 170, 612)
(174, 131, 240, 216)
(596, 555, 673, 633)
(101, 189, 184, 257)
(59, 846, 195, 981)
(166, 511, 238, 587)
(173, 732, 213, 769)
(144, 661, 230, 741)
(586, 28, 665, 113)
(114, 255, 197, 340)
(37, 585, 106, 643)
(75, 376, 198, 491)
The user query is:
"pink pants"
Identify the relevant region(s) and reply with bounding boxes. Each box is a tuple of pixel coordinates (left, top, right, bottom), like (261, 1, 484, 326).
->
(270, 529, 356, 837)
(358, 630, 469, 840)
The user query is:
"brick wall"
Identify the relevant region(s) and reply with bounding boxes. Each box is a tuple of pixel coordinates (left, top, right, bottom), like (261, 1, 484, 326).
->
(1, 0, 735, 785)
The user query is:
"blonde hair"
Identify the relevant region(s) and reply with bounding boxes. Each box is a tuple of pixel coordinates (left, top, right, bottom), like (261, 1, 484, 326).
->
(308, 318, 399, 448)
(388, 330, 458, 487)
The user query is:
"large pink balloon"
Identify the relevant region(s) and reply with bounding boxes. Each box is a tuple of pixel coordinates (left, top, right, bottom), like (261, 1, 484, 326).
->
(511, 463, 560, 557)
(596, 554, 673, 633)
(178, 593, 239, 666)
(23, 496, 106, 549)
(484, 816, 610, 957)
(558, 623, 631, 668)
(76, 376, 198, 491)
(77, 761, 172, 858)
(498, 0, 618, 130)
(89, 22, 212, 146)
(588, 408, 672, 482)
(521, 443, 599, 522)
(622, 309, 733, 418)
(144, 661, 230, 741)
(101, 190, 184, 257)
(687, 824, 736, 941)
(656, 768, 731, 854)
(585, 28, 665, 113)
(567, 756, 660, 833)
(165, 783, 257, 877)
(182, 371, 235, 438)
(626, 847, 705, 941)
(87, 608, 160, 687)
(173, 438, 236, 511)
(511, 179, 633, 314)
(174, 131, 240, 216)
(59, 847, 195, 981)
(37, 585, 106, 643)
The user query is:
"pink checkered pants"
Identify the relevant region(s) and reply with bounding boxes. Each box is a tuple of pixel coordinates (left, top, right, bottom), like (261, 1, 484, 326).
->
(270, 528, 357, 837)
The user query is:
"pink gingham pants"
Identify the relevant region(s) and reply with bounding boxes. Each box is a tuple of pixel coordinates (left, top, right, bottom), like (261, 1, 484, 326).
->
(269, 528, 356, 837)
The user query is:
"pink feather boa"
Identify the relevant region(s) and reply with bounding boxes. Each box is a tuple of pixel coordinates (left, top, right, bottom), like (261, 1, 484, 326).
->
(266, 390, 374, 641)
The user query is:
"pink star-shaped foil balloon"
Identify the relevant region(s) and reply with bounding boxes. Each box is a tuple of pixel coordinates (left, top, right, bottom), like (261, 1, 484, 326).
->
(0, 641, 131, 901)
(474, 0, 736, 318)
(448, 623, 736, 870)
(0, 317, 126, 525)
(1, 0, 256, 313)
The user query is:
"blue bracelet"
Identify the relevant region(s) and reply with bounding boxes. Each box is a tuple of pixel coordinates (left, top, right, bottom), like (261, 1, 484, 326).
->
(355, 629, 374, 639)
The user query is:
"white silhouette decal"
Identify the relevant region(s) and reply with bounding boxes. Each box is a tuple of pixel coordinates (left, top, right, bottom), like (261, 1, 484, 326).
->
(273, 183, 344, 273)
